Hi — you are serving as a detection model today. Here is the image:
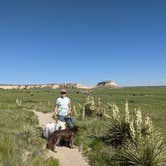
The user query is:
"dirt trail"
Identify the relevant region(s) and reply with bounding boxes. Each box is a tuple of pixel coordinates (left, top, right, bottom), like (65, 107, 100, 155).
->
(33, 111, 89, 166)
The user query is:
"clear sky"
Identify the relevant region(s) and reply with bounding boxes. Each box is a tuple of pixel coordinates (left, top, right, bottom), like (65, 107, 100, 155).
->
(0, 0, 166, 86)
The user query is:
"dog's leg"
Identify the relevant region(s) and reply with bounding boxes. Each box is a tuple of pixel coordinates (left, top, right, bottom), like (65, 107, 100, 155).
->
(53, 137, 61, 152)
(47, 141, 55, 152)
(69, 136, 72, 148)
(69, 136, 74, 148)
(53, 145, 57, 152)
(56, 137, 61, 145)
(65, 138, 70, 147)
(49, 136, 58, 153)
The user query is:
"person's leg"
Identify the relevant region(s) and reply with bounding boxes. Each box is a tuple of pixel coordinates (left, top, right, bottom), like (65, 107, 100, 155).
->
(58, 115, 66, 122)
(57, 115, 66, 129)
(65, 116, 73, 128)
(70, 116, 74, 123)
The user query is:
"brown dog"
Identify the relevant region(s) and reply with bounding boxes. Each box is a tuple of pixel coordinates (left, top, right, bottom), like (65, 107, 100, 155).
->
(46, 126, 78, 152)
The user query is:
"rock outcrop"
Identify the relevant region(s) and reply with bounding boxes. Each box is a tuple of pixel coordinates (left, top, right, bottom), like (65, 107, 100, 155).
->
(96, 80, 118, 88)
(0, 83, 84, 90)
(0, 81, 118, 90)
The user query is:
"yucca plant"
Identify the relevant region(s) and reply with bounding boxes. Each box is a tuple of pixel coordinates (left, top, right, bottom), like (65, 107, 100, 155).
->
(117, 132, 166, 166)
(79, 96, 107, 119)
(105, 102, 166, 166)
(105, 119, 134, 148)
(104, 102, 155, 148)
(84, 95, 96, 116)
(104, 102, 135, 147)
(22, 124, 37, 145)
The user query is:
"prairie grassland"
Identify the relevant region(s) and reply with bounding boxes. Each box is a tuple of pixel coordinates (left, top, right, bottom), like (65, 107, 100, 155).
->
(0, 89, 59, 166)
(0, 86, 166, 165)
(2, 87, 164, 133)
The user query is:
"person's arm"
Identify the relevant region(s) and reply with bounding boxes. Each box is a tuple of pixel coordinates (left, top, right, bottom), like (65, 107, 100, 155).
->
(55, 98, 59, 115)
(67, 104, 72, 116)
(55, 104, 58, 115)
(67, 98, 72, 116)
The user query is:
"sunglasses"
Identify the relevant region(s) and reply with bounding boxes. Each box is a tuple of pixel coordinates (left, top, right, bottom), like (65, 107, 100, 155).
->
(61, 92, 66, 94)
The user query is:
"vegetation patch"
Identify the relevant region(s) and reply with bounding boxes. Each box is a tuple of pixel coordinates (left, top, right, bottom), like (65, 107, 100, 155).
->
(0, 87, 166, 165)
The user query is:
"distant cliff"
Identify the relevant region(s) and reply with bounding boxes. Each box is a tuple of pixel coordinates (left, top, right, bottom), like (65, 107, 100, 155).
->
(0, 81, 118, 90)
(0, 83, 90, 90)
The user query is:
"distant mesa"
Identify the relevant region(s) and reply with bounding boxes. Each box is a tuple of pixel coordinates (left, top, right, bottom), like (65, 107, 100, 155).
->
(0, 80, 118, 90)
(96, 80, 119, 88)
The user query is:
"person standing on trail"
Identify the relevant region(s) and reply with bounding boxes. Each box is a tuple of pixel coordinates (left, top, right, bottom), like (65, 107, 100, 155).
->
(54, 89, 73, 128)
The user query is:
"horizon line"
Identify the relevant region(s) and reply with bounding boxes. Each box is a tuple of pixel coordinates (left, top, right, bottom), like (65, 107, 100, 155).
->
(0, 82, 166, 87)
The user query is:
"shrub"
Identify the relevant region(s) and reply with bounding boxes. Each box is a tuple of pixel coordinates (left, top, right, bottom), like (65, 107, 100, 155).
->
(117, 133, 166, 166)
(105, 102, 166, 166)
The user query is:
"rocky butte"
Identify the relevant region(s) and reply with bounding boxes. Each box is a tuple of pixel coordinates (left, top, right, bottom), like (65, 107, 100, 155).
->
(96, 80, 119, 88)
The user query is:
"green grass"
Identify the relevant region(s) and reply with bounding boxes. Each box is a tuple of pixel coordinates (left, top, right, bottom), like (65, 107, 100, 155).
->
(91, 87, 166, 135)
(0, 86, 166, 165)
(0, 89, 59, 166)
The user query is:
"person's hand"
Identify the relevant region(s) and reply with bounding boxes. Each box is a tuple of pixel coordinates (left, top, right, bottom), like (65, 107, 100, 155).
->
(67, 111, 72, 117)
(52, 112, 57, 119)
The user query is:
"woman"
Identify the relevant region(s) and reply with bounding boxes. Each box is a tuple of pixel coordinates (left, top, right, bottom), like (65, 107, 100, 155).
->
(55, 89, 73, 128)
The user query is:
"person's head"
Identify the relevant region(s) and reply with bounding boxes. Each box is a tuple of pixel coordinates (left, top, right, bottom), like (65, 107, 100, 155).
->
(60, 89, 67, 97)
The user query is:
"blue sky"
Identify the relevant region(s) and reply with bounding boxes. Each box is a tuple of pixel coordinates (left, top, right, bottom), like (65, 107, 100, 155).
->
(0, 0, 166, 86)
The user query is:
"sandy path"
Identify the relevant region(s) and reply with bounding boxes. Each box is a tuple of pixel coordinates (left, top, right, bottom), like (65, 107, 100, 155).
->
(33, 111, 89, 166)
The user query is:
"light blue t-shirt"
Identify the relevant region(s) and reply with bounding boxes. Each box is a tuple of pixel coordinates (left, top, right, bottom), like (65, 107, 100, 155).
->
(56, 97, 70, 116)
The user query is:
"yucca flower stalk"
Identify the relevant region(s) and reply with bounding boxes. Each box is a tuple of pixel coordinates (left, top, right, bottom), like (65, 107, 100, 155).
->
(72, 105, 78, 116)
(82, 107, 85, 119)
(89, 96, 96, 111)
(109, 103, 120, 121)
(78, 103, 85, 119)
(136, 109, 142, 137)
(95, 97, 105, 117)
(129, 120, 136, 139)
(16, 98, 22, 107)
(125, 101, 130, 123)
(85, 96, 95, 108)
(144, 115, 153, 134)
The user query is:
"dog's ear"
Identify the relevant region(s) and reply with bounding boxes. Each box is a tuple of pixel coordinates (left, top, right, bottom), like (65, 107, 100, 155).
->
(73, 126, 79, 132)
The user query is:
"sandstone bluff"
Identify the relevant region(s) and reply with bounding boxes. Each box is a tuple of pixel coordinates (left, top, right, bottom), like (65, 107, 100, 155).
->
(0, 81, 118, 90)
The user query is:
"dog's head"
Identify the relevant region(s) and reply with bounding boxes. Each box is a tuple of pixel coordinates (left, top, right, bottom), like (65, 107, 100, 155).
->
(71, 126, 79, 133)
